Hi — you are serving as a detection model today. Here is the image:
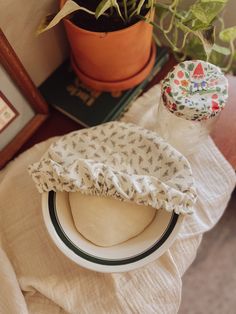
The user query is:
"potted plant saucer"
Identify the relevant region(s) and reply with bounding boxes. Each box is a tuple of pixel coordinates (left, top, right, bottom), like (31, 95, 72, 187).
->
(38, 0, 157, 92)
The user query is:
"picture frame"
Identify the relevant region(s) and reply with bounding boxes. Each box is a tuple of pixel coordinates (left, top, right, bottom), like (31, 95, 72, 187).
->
(0, 28, 49, 169)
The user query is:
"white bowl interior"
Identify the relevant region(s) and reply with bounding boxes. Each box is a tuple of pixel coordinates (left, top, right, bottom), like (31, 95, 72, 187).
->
(42, 192, 182, 272)
(54, 192, 176, 259)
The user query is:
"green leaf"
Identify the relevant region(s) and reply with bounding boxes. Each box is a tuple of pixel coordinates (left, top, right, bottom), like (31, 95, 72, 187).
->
(209, 49, 224, 67)
(190, 19, 211, 31)
(219, 26, 236, 42)
(184, 36, 207, 60)
(37, 0, 95, 34)
(190, 1, 226, 25)
(136, 0, 146, 15)
(212, 43, 231, 55)
(129, 0, 147, 19)
(95, 0, 114, 19)
(146, 0, 154, 9)
(188, 63, 195, 71)
(191, 5, 209, 24)
(176, 21, 193, 34)
(95, 0, 124, 21)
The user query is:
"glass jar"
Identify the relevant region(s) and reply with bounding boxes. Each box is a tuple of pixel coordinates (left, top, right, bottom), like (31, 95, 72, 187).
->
(155, 60, 228, 156)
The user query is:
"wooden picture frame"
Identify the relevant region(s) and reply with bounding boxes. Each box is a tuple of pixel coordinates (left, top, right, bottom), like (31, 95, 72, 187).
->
(0, 29, 49, 169)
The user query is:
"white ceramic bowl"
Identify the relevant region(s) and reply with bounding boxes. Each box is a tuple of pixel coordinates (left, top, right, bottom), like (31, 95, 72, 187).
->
(42, 191, 183, 273)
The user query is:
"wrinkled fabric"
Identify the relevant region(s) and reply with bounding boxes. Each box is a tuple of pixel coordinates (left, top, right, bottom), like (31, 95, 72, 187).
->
(28, 122, 196, 214)
(0, 84, 235, 314)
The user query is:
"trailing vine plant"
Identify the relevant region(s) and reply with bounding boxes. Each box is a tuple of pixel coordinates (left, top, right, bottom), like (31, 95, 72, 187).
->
(38, 0, 236, 74)
(152, 0, 236, 74)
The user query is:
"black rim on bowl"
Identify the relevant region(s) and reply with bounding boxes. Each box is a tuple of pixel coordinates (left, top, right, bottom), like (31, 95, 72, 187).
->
(48, 191, 179, 266)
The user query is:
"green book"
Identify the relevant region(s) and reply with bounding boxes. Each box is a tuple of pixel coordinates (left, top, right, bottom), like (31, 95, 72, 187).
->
(39, 46, 169, 127)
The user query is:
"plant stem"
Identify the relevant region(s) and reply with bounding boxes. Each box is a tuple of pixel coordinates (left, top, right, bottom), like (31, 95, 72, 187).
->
(164, 1, 178, 34)
(178, 31, 191, 51)
(174, 52, 187, 62)
(151, 20, 178, 51)
(154, 2, 183, 20)
(152, 32, 162, 47)
(218, 17, 225, 31)
(123, 0, 128, 21)
(173, 25, 179, 47)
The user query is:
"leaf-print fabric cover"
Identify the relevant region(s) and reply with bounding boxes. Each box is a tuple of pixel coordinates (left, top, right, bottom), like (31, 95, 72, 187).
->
(28, 122, 197, 214)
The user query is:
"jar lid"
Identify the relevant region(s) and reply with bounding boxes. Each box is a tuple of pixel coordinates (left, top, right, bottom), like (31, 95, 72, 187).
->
(161, 60, 228, 121)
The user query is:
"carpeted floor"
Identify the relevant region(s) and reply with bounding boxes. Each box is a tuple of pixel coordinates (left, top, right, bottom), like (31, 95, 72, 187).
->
(179, 188, 236, 314)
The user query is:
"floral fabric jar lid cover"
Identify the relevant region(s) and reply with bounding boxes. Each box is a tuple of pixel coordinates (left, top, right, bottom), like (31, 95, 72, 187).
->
(161, 60, 228, 121)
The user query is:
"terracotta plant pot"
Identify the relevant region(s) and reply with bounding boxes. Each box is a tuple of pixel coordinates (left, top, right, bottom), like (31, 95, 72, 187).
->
(60, 0, 156, 92)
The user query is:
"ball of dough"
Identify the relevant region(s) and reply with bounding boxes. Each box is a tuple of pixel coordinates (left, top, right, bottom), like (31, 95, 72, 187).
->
(69, 192, 156, 247)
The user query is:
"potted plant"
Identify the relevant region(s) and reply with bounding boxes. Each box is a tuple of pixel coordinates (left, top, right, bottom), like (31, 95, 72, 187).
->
(39, 0, 236, 93)
(39, 0, 157, 92)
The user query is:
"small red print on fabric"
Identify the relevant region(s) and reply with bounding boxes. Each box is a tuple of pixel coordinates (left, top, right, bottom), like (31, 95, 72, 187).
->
(192, 63, 205, 79)
(212, 100, 219, 111)
(181, 80, 189, 87)
(177, 71, 184, 79)
(165, 87, 172, 94)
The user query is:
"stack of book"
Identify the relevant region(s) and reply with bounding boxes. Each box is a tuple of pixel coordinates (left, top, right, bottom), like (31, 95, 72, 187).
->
(39, 46, 169, 127)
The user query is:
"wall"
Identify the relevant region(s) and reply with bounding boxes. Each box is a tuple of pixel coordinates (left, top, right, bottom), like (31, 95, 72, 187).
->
(0, 0, 235, 86)
(222, 0, 235, 27)
(0, 0, 69, 86)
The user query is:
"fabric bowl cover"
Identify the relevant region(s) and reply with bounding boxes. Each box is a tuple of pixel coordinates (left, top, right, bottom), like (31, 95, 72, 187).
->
(28, 122, 197, 214)
(161, 60, 228, 121)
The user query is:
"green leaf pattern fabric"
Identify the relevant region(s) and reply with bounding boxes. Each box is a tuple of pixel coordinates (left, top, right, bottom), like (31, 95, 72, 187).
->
(28, 122, 197, 214)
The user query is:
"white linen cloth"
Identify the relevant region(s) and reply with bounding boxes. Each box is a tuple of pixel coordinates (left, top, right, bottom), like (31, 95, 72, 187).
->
(0, 85, 235, 314)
